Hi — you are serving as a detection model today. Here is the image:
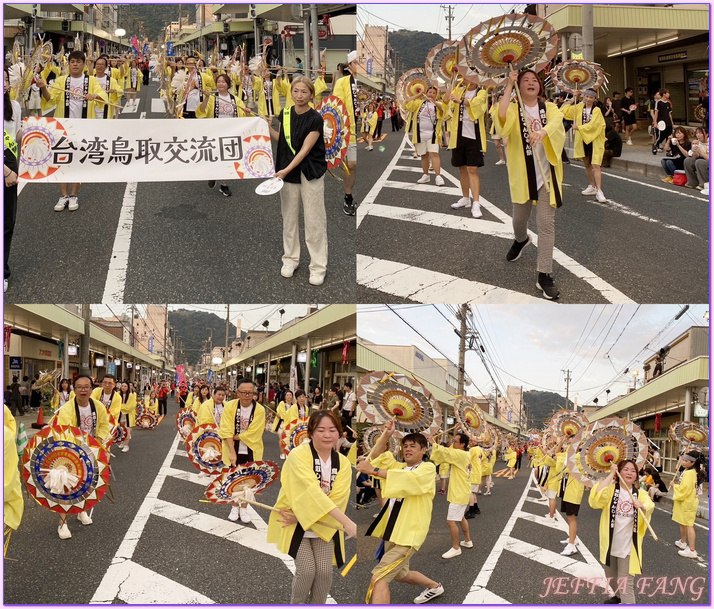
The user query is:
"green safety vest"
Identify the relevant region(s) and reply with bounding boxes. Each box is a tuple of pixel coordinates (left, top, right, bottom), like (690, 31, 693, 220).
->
(4, 130, 17, 159)
(282, 106, 295, 155)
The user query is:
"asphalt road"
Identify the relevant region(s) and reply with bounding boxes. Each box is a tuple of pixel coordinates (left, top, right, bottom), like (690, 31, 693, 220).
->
(7, 82, 356, 304)
(355, 127, 709, 304)
(6, 412, 709, 605)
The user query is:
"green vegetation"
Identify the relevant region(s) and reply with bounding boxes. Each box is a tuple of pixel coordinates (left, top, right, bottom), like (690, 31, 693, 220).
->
(389, 30, 446, 73)
(169, 309, 244, 367)
(523, 390, 575, 428)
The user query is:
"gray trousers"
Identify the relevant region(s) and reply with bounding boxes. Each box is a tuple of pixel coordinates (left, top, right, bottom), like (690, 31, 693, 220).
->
(603, 556, 636, 604)
(290, 537, 334, 604)
(280, 173, 328, 274)
(512, 185, 556, 274)
(683, 157, 709, 187)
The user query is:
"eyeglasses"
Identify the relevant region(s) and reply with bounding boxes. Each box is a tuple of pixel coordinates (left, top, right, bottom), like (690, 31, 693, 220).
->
(237, 391, 253, 396)
(75, 385, 92, 391)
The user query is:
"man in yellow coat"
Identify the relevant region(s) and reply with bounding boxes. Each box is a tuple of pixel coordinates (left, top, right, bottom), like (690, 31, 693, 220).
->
(218, 378, 265, 523)
(37, 50, 109, 212)
(357, 420, 443, 604)
(91, 375, 122, 421)
(332, 52, 358, 215)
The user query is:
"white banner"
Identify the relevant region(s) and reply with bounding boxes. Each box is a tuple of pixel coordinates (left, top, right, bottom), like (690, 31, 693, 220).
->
(18, 117, 275, 183)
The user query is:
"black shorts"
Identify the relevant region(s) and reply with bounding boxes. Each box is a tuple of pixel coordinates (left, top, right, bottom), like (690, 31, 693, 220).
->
(583, 141, 593, 160)
(623, 111, 637, 126)
(561, 499, 580, 516)
(451, 137, 484, 168)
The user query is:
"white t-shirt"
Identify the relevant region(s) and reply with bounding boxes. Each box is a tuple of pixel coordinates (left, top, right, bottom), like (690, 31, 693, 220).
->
(78, 403, 94, 436)
(216, 94, 235, 118)
(94, 75, 108, 118)
(461, 90, 477, 140)
(418, 101, 437, 140)
(237, 405, 253, 455)
(523, 102, 549, 191)
(186, 72, 201, 112)
(213, 402, 224, 426)
(610, 491, 636, 559)
(59, 391, 71, 407)
(100, 391, 113, 409)
(68, 76, 86, 118)
(4, 100, 22, 140)
(305, 454, 332, 539)
(343, 391, 356, 413)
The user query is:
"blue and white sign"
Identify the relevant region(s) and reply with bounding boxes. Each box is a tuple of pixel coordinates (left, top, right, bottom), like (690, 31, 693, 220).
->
(107, 362, 116, 376)
(507, 409, 512, 422)
(166, 42, 174, 57)
(207, 370, 213, 383)
(366, 57, 373, 76)
(148, 336, 154, 353)
(9, 357, 22, 370)
(143, 43, 149, 56)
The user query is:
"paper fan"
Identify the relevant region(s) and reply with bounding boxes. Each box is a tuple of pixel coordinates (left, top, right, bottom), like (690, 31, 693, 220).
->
(669, 421, 709, 453)
(396, 69, 429, 119)
(176, 408, 197, 439)
(21, 422, 111, 514)
(135, 410, 159, 429)
(457, 13, 559, 88)
(453, 396, 486, 438)
(205, 462, 280, 504)
(317, 95, 351, 169)
(356, 371, 442, 438)
(425, 41, 461, 87)
(549, 59, 607, 94)
(186, 423, 226, 475)
(283, 419, 310, 455)
(565, 417, 648, 487)
(362, 425, 400, 458)
(548, 410, 589, 439)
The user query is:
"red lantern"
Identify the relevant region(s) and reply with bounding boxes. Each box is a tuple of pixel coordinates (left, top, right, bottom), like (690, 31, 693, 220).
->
(654, 413, 662, 433)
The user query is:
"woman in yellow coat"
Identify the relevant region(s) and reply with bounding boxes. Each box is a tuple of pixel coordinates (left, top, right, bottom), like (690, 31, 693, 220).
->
(482, 447, 497, 495)
(361, 102, 379, 151)
(123, 58, 141, 109)
(504, 446, 517, 478)
(272, 390, 295, 458)
(403, 86, 445, 186)
(117, 381, 137, 453)
(495, 69, 565, 301)
(589, 460, 654, 604)
(267, 410, 356, 604)
(51, 378, 73, 412)
(4, 406, 24, 535)
(561, 89, 607, 202)
(253, 69, 282, 118)
(671, 451, 704, 559)
(185, 384, 199, 413)
(558, 451, 586, 557)
(145, 390, 159, 414)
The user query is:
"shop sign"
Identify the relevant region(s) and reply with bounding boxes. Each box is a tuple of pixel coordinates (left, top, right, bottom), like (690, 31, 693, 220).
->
(693, 403, 708, 418)
(9, 357, 22, 370)
(658, 51, 687, 63)
(38, 349, 52, 357)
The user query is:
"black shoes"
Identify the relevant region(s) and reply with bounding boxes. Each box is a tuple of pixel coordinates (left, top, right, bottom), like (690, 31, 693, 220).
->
(603, 596, 621, 604)
(343, 194, 356, 216)
(208, 180, 216, 188)
(220, 185, 232, 197)
(537, 273, 560, 300)
(506, 236, 531, 261)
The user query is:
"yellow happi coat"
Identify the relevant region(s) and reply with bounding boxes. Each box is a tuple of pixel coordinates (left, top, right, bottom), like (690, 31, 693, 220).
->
(446, 87, 488, 151)
(4, 406, 24, 531)
(482, 449, 497, 476)
(218, 399, 266, 464)
(195, 92, 248, 119)
(404, 97, 444, 146)
(562, 102, 606, 165)
(333, 74, 357, 140)
(196, 398, 223, 427)
(505, 448, 518, 468)
(41, 74, 108, 118)
(266, 442, 351, 565)
(362, 110, 378, 135)
(431, 444, 471, 505)
(90, 74, 124, 119)
(672, 468, 699, 527)
(55, 397, 111, 444)
(469, 445, 484, 485)
(119, 393, 138, 427)
(91, 387, 122, 420)
(253, 76, 282, 117)
(367, 451, 436, 551)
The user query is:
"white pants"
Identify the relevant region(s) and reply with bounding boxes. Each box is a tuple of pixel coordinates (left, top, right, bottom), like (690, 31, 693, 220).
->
(280, 173, 327, 274)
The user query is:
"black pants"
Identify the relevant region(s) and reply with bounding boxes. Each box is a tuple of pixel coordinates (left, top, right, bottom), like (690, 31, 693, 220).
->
(4, 153, 18, 280)
(376, 118, 384, 139)
(391, 114, 400, 131)
(178, 395, 186, 408)
(654, 124, 672, 150)
(142, 69, 149, 85)
(158, 399, 168, 416)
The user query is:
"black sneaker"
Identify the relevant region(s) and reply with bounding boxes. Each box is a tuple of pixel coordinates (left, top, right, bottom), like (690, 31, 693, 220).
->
(651, 146, 657, 155)
(219, 185, 232, 197)
(536, 273, 560, 300)
(603, 596, 621, 604)
(465, 510, 475, 520)
(343, 195, 356, 216)
(506, 236, 531, 261)
(473, 505, 481, 514)
(208, 180, 216, 188)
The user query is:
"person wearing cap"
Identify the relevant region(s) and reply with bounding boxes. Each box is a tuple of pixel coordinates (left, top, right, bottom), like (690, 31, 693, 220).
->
(332, 51, 358, 216)
(561, 88, 607, 203)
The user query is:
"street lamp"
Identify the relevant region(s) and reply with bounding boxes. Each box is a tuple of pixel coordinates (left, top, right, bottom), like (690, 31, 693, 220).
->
(631, 369, 639, 389)
(115, 28, 126, 53)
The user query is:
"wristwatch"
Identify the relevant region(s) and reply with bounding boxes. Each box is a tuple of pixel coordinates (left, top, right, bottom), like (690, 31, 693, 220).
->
(373, 468, 380, 476)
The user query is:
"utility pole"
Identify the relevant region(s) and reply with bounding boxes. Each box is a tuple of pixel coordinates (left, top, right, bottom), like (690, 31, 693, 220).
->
(582, 4, 594, 61)
(562, 369, 572, 409)
(441, 4, 454, 41)
(80, 305, 91, 375)
(384, 25, 389, 88)
(454, 303, 468, 434)
(130, 304, 136, 349)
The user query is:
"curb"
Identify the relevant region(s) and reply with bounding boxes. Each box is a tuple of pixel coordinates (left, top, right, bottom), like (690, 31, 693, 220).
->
(565, 147, 663, 178)
(657, 492, 710, 522)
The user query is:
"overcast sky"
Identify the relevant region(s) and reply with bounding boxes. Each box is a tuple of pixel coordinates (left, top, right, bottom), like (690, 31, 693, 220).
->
(357, 304, 709, 405)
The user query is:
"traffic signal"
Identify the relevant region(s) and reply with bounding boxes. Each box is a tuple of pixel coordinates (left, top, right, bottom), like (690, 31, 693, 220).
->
(223, 21, 229, 33)
(62, 20, 70, 32)
(249, 4, 257, 19)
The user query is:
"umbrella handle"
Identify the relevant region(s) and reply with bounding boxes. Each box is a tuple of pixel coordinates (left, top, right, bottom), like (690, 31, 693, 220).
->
(616, 471, 658, 542)
(508, 62, 551, 194)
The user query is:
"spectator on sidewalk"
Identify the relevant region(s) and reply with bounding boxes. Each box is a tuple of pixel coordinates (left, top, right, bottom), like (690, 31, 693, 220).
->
(652, 89, 673, 154)
(611, 91, 623, 132)
(660, 127, 691, 183)
(9, 377, 23, 416)
(684, 126, 709, 190)
(20, 376, 30, 412)
(620, 88, 638, 145)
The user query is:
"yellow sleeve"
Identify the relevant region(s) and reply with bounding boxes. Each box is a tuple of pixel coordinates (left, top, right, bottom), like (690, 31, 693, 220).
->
(578, 107, 605, 144)
(218, 400, 236, 441)
(89, 77, 109, 105)
(238, 404, 265, 460)
(370, 451, 399, 469)
(494, 100, 519, 139)
(467, 89, 487, 121)
(588, 482, 614, 510)
(430, 443, 469, 469)
(314, 76, 327, 97)
(95, 403, 111, 444)
(42, 75, 66, 114)
(561, 103, 575, 122)
(672, 469, 696, 502)
(404, 99, 420, 113)
(4, 407, 23, 531)
(196, 94, 214, 119)
(275, 75, 290, 98)
(382, 461, 436, 499)
(109, 394, 122, 420)
(196, 401, 215, 426)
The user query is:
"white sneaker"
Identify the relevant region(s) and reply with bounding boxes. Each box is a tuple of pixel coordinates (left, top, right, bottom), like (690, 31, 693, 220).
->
(581, 185, 598, 196)
(280, 264, 296, 278)
(544, 513, 555, 519)
(279, 452, 286, 460)
(309, 272, 326, 286)
(561, 543, 578, 556)
(417, 174, 430, 184)
(67, 196, 79, 211)
(441, 547, 462, 559)
(471, 201, 483, 219)
(121, 445, 130, 453)
(77, 511, 93, 526)
(58, 523, 72, 539)
(414, 583, 444, 604)
(435, 175, 445, 186)
(596, 190, 607, 203)
(627, 138, 633, 145)
(560, 539, 580, 546)
(3, 279, 7, 293)
(675, 540, 688, 550)
(495, 159, 506, 165)
(678, 548, 698, 559)
(228, 506, 240, 521)
(54, 196, 69, 212)
(239, 508, 251, 523)
(451, 197, 471, 209)
(459, 540, 473, 548)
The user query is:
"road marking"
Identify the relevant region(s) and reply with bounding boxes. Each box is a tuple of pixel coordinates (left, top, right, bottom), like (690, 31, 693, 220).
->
(140, 111, 146, 119)
(595, 199, 700, 238)
(151, 98, 166, 114)
(357, 254, 544, 303)
(463, 477, 606, 604)
(121, 103, 138, 115)
(100, 181, 137, 304)
(653, 504, 709, 530)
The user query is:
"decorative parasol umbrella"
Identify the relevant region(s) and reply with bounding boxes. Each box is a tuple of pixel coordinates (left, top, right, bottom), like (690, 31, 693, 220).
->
(110, 421, 128, 446)
(453, 396, 487, 439)
(395, 68, 430, 120)
(176, 408, 197, 439)
(316, 95, 351, 170)
(548, 410, 589, 439)
(549, 59, 608, 95)
(668, 421, 709, 453)
(204, 461, 280, 504)
(362, 425, 401, 458)
(356, 371, 442, 438)
(283, 418, 310, 455)
(135, 409, 159, 430)
(22, 422, 111, 514)
(424, 40, 461, 88)
(477, 423, 499, 450)
(186, 423, 226, 475)
(35, 368, 63, 388)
